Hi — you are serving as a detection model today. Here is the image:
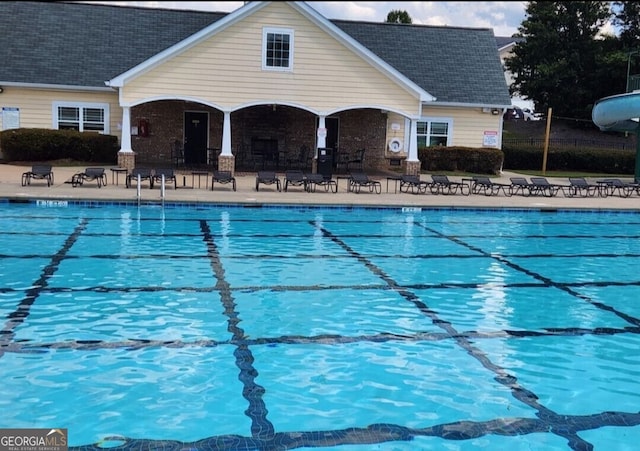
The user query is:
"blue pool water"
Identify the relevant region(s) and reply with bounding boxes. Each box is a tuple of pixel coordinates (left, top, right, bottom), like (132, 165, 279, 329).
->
(1, 201, 640, 450)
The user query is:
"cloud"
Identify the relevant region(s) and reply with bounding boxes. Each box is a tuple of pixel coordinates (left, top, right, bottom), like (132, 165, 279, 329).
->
(81, 1, 527, 36)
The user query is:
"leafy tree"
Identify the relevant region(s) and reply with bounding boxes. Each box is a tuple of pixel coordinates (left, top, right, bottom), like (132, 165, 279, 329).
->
(505, 1, 615, 122)
(386, 10, 412, 24)
(613, 1, 640, 48)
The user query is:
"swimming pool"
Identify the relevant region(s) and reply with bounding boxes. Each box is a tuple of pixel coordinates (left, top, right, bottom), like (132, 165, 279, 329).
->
(1, 201, 640, 450)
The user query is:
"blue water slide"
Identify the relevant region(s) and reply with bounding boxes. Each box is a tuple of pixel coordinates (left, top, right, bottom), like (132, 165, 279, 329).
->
(592, 91, 640, 180)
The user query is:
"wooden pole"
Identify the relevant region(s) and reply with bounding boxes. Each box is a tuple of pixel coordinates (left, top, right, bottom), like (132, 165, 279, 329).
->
(542, 107, 552, 174)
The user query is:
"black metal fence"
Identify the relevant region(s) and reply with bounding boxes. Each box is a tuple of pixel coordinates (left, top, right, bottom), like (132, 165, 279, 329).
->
(502, 137, 636, 151)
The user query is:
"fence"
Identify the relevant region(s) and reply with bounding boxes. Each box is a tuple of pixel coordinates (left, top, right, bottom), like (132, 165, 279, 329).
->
(502, 137, 636, 151)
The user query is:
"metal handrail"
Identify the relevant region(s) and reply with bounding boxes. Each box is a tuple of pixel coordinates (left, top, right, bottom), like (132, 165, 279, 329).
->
(136, 174, 141, 206)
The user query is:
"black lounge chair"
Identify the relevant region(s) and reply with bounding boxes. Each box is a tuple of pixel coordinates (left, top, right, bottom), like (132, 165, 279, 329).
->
(21, 164, 54, 187)
(152, 168, 177, 189)
(211, 170, 236, 191)
(529, 177, 569, 197)
(304, 173, 337, 193)
(349, 172, 381, 194)
(71, 167, 106, 188)
(399, 174, 429, 194)
(596, 178, 639, 198)
(255, 171, 281, 191)
(567, 177, 603, 198)
(429, 174, 470, 195)
(470, 176, 512, 196)
(126, 167, 154, 189)
(509, 177, 534, 196)
(284, 170, 306, 191)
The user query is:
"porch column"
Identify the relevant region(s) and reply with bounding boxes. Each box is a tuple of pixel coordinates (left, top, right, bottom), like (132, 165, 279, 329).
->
(316, 115, 327, 149)
(117, 106, 135, 171)
(219, 111, 235, 174)
(312, 115, 327, 173)
(405, 119, 421, 176)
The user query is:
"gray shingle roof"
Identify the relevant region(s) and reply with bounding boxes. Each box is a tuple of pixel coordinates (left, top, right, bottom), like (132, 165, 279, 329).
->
(333, 20, 511, 105)
(0, 1, 510, 105)
(0, 1, 223, 86)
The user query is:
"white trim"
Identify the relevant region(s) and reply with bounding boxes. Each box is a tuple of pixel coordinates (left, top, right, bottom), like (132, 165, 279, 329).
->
(262, 27, 294, 72)
(417, 117, 452, 147)
(52, 101, 110, 134)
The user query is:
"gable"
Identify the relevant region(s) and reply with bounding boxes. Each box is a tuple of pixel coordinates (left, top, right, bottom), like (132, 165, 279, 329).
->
(119, 2, 421, 114)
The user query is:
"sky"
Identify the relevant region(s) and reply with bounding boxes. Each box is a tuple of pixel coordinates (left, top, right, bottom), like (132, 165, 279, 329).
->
(83, 1, 529, 37)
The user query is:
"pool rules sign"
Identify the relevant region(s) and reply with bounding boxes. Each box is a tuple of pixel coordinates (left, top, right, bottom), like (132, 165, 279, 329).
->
(0, 429, 67, 451)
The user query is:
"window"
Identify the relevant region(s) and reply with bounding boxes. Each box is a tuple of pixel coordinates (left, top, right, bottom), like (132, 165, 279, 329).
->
(417, 119, 451, 147)
(263, 28, 293, 71)
(53, 102, 109, 133)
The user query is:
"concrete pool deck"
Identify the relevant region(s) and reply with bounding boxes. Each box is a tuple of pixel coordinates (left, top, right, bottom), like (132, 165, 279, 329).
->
(1, 163, 639, 210)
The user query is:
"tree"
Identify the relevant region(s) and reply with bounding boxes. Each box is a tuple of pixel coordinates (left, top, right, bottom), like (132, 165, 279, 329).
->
(613, 1, 640, 48)
(505, 1, 615, 121)
(386, 10, 412, 24)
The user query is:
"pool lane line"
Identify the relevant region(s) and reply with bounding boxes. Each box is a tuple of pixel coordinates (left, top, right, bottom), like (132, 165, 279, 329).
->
(199, 219, 275, 441)
(413, 221, 640, 447)
(315, 220, 608, 450)
(0, 218, 89, 351)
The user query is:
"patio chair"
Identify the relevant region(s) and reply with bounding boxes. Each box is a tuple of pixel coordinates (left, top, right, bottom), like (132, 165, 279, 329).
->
(399, 174, 430, 194)
(567, 177, 603, 198)
(21, 164, 54, 187)
(284, 170, 306, 191)
(285, 145, 310, 170)
(346, 148, 365, 172)
(153, 168, 177, 189)
(429, 174, 470, 195)
(71, 167, 106, 188)
(470, 176, 512, 197)
(509, 177, 534, 196)
(211, 170, 236, 191)
(304, 173, 337, 193)
(348, 171, 381, 194)
(596, 178, 639, 198)
(529, 177, 569, 197)
(126, 167, 154, 189)
(255, 171, 281, 191)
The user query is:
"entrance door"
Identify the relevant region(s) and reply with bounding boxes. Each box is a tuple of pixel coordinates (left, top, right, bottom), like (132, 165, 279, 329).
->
(184, 111, 209, 165)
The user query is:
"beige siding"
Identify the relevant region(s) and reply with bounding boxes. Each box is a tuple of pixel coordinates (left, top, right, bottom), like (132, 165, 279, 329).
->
(423, 106, 503, 148)
(0, 87, 121, 140)
(122, 2, 419, 114)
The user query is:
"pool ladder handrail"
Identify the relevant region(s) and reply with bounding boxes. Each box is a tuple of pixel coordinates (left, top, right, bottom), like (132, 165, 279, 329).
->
(135, 173, 166, 206)
(160, 174, 165, 206)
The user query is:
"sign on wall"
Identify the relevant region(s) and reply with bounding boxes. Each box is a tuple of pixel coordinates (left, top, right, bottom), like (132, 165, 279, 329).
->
(483, 130, 498, 147)
(1, 107, 19, 130)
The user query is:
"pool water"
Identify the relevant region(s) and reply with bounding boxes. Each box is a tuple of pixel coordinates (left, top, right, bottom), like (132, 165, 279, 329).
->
(1, 202, 640, 450)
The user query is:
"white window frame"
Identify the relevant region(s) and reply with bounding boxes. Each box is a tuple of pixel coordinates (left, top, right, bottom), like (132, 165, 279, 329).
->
(262, 27, 294, 72)
(417, 117, 452, 147)
(52, 101, 109, 134)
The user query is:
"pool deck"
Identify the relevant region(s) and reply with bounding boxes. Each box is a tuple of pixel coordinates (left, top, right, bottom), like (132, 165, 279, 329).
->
(2, 163, 638, 210)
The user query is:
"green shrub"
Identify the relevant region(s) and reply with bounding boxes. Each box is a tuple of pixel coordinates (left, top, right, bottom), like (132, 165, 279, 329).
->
(0, 128, 119, 163)
(502, 143, 636, 173)
(419, 146, 504, 174)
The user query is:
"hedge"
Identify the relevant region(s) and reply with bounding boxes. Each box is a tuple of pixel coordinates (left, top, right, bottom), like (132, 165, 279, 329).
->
(419, 146, 504, 174)
(0, 128, 119, 163)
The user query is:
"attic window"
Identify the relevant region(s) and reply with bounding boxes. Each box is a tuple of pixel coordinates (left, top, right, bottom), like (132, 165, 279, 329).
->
(263, 27, 293, 71)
